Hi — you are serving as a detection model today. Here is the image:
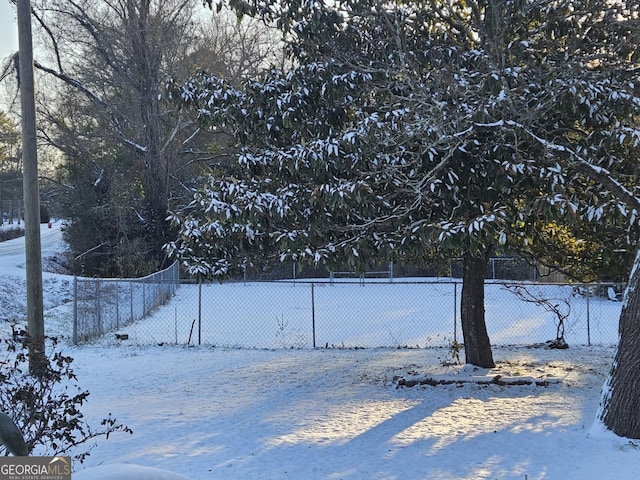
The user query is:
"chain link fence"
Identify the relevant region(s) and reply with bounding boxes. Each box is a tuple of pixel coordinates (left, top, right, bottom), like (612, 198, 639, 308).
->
(88, 278, 625, 349)
(72, 262, 180, 344)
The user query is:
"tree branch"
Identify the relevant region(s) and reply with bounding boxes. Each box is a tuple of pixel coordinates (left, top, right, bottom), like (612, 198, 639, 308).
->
(518, 124, 640, 213)
(33, 60, 147, 154)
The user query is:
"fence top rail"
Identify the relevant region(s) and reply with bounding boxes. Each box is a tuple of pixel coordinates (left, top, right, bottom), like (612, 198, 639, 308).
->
(179, 278, 627, 288)
(74, 261, 179, 283)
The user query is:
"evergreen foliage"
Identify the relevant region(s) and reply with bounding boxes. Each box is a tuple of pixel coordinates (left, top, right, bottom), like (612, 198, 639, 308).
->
(171, 0, 639, 278)
(172, 0, 639, 365)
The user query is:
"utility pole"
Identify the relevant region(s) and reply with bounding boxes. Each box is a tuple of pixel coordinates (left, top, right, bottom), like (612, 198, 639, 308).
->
(17, 0, 45, 374)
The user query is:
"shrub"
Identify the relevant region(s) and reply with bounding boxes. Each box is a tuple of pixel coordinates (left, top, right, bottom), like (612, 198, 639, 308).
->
(0, 327, 131, 462)
(0, 225, 24, 242)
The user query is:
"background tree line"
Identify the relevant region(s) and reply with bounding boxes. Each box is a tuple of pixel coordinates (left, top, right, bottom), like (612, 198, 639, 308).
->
(0, 110, 23, 228)
(1, 0, 282, 277)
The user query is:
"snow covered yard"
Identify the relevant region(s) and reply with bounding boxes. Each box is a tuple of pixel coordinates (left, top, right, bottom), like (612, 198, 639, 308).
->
(65, 343, 640, 480)
(2, 225, 640, 479)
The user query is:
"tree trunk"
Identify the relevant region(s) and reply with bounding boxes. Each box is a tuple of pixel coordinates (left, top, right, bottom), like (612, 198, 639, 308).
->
(129, 0, 171, 262)
(598, 248, 640, 438)
(461, 250, 495, 368)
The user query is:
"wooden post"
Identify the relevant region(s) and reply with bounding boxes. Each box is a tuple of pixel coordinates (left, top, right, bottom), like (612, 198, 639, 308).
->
(17, 0, 45, 374)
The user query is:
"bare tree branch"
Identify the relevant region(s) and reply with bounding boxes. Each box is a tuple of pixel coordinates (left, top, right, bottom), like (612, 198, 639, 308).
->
(33, 60, 147, 154)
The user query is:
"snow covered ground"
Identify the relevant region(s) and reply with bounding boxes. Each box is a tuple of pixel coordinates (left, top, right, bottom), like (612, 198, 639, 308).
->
(2, 224, 640, 479)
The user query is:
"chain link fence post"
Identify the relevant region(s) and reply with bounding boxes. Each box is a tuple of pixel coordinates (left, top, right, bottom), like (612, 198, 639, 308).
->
(311, 282, 316, 348)
(198, 281, 202, 346)
(453, 281, 458, 343)
(587, 285, 591, 347)
(72, 276, 78, 345)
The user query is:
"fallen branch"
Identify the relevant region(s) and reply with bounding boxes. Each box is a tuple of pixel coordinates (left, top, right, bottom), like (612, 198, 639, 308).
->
(396, 374, 560, 388)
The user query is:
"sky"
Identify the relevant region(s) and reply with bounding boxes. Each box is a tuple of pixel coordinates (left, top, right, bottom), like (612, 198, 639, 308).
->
(0, 2, 18, 61)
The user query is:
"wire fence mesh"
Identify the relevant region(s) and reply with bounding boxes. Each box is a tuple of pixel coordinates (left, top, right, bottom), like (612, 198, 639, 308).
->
(79, 277, 625, 349)
(72, 262, 180, 344)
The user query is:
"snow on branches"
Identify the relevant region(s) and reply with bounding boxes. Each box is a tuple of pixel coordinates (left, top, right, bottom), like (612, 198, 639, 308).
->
(166, 0, 640, 279)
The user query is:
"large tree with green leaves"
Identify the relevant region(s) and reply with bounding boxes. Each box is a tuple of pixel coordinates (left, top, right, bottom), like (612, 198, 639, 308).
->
(170, 0, 638, 369)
